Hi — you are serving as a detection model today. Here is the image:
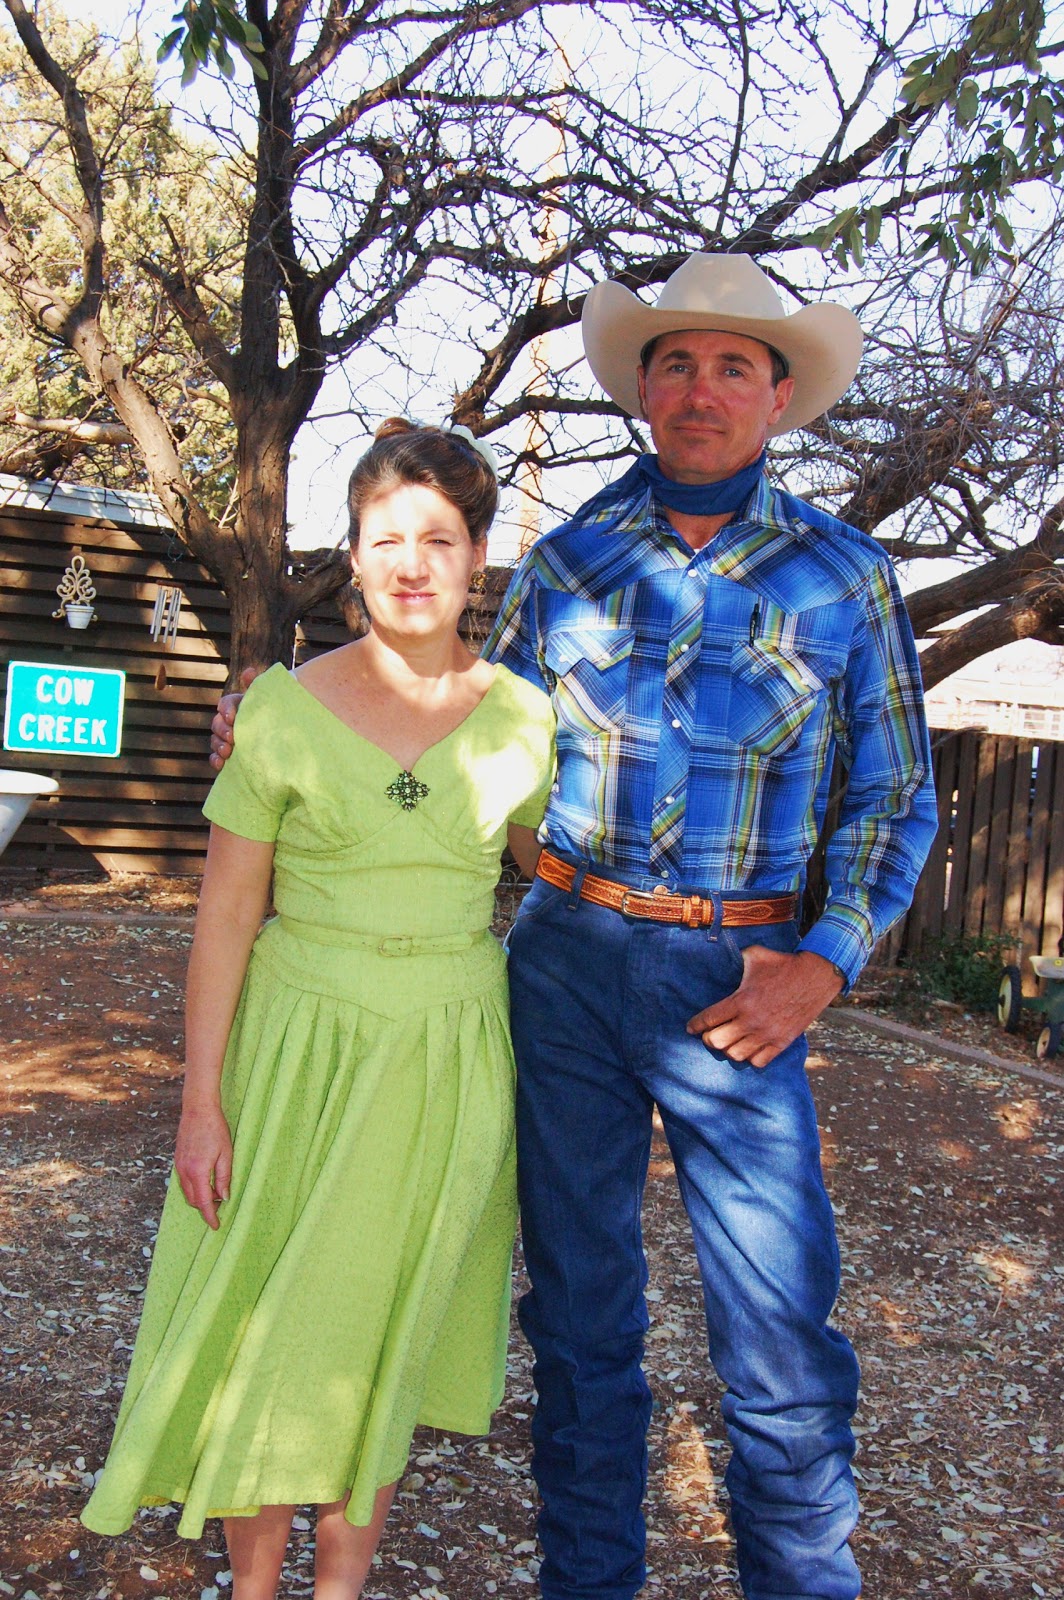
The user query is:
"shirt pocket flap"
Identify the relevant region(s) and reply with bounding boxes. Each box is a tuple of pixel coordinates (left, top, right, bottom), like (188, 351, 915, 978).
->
(727, 640, 826, 755)
(544, 626, 635, 676)
(739, 639, 827, 694)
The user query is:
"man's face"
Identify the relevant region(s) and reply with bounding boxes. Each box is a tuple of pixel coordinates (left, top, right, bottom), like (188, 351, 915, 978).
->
(636, 329, 795, 484)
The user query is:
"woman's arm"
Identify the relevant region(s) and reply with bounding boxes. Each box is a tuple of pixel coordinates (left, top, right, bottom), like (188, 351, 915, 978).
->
(177, 824, 274, 1229)
(507, 824, 542, 880)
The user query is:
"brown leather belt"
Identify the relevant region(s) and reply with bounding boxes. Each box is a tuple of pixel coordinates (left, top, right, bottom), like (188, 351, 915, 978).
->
(535, 849, 797, 931)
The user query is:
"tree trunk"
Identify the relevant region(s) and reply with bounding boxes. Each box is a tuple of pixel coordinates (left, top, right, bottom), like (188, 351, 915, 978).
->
(225, 573, 298, 688)
(222, 384, 301, 685)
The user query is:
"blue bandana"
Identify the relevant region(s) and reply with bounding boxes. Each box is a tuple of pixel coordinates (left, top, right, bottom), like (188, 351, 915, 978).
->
(548, 450, 766, 544)
(634, 450, 766, 515)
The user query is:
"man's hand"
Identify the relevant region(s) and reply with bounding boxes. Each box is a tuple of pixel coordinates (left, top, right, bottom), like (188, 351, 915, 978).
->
(209, 665, 265, 769)
(687, 947, 844, 1070)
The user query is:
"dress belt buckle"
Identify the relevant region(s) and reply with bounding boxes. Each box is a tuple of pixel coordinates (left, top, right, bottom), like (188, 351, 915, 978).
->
(379, 935, 414, 956)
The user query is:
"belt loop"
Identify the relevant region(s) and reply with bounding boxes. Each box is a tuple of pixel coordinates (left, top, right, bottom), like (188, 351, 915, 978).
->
(706, 890, 724, 942)
(567, 858, 590, 911)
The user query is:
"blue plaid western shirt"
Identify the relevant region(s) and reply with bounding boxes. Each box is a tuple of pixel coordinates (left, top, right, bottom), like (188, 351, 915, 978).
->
(485, 469, 937, 987)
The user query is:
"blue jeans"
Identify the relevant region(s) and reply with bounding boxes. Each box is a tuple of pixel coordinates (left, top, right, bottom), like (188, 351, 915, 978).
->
(507, 867, 861, 1600)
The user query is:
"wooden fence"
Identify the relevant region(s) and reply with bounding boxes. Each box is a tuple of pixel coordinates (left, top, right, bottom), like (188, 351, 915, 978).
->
(883, 728, 1064, 971)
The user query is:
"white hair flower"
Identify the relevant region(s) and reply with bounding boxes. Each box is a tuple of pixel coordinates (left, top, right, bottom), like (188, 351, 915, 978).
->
(446, 423, 499, 480)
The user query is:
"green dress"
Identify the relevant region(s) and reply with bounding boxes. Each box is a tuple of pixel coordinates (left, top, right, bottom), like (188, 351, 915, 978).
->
(82, 662, 555, 1537)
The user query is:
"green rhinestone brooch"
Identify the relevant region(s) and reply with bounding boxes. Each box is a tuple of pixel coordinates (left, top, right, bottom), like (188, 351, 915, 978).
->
(386, 770, 430, 811)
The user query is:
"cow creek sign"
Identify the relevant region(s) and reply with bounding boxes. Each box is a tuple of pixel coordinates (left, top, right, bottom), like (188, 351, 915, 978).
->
(3, 661, 126, 759)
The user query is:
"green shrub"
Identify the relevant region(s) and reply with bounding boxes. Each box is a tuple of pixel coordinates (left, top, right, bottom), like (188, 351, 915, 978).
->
(899, 931, 1015, 1012)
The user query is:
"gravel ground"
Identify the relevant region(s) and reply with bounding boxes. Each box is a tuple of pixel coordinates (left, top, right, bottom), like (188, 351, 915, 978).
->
(0, 881, 1061, 1600)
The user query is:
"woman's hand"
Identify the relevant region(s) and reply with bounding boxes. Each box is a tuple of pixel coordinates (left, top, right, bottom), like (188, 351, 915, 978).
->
(174, 1101, 233, 1230)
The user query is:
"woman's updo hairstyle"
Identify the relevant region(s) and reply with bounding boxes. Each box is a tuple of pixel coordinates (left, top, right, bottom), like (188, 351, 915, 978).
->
(348, 418, 497, 547)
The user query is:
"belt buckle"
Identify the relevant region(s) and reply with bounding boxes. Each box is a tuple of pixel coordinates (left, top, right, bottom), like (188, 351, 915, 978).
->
(379, 935, 414, 956)
(619, 888, 659, 919)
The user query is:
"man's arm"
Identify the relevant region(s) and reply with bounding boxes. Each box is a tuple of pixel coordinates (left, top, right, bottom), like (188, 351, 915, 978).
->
(690, 558, 937, 1068)
(796, 558, 938, 986)
(482, 556, 549, 689)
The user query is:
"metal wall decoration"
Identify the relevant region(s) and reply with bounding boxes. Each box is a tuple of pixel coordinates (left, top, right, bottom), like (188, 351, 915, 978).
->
(53, 553, 97, 628)
(150, 586, 183, 647)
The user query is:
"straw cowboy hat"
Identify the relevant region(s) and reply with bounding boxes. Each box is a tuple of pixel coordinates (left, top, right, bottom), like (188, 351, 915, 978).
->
(582, 253, 863, 436)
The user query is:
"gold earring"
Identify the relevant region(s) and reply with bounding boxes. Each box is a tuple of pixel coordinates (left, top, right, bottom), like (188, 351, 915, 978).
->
(352, 570, 363, 590)
(469, 569, 486, 596)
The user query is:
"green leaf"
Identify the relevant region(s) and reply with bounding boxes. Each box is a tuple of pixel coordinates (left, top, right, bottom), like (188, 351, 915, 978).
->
(804, 222, 837, 250)
(160, 0, 266, 82)
(1035, 92, 1054, 131)
(217, 2, 255, 44)
(864, 206, 882, 248)
(956, 77, 980, 127)
(157, 27, 182, 63)
(900, 71, 931, 106)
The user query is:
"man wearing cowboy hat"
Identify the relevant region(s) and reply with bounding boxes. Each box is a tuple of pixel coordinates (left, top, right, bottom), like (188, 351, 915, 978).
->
(486, 253, 937, 1600)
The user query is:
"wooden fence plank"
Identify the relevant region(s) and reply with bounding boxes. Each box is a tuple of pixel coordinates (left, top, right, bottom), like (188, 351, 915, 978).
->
(962, 735, 998, 936)
(1001, 741, 1033, 957)
(1020, 740, 1055, 963)
(1043, 743, 1064, 957)
(944, 732, 978, 933)
(907, 731, 957, 947)
(982, 737, 1017, 935)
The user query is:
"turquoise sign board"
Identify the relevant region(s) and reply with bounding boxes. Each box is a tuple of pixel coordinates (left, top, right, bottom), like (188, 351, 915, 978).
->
(3, 660, 126, 759)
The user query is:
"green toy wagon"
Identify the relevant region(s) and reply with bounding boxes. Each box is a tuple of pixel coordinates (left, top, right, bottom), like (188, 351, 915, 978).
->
(998, 949, 1064, 1061)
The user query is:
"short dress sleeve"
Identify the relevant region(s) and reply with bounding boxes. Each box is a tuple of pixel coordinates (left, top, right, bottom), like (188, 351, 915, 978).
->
(202, 665, 290, 843)
(507, 680, 556, 830)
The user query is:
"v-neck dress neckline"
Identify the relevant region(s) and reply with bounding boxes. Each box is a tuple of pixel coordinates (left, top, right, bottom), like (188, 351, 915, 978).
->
(287, 664, 500, 776)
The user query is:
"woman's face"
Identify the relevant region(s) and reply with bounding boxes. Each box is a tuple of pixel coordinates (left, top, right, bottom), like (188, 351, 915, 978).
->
(353, 483, 484, 643)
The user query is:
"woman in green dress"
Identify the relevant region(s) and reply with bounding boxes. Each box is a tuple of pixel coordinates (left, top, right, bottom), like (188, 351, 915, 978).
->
(82, 420, 555, 1600)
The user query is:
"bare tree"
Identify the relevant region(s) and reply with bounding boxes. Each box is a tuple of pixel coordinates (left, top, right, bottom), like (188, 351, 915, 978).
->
(1, 0, 1060, 681)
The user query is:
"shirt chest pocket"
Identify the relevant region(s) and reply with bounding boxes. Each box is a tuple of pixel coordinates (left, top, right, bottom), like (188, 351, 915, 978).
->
(544, 626, 635, 731)
(727, 639, 838, 756)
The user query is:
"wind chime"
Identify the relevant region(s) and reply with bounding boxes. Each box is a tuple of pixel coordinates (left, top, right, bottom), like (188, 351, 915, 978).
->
(150, 586, 182, 689)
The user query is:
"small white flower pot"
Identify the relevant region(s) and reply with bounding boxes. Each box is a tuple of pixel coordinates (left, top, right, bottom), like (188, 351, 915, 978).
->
(65, 603, 95, 628)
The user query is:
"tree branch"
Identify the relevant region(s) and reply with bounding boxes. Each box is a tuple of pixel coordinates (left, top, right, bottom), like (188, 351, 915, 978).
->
(917, 574, 1064, 690)
(139, 233, 236, 394)
(2, 0, 105, 310)
(907, 497, 1064, 638)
